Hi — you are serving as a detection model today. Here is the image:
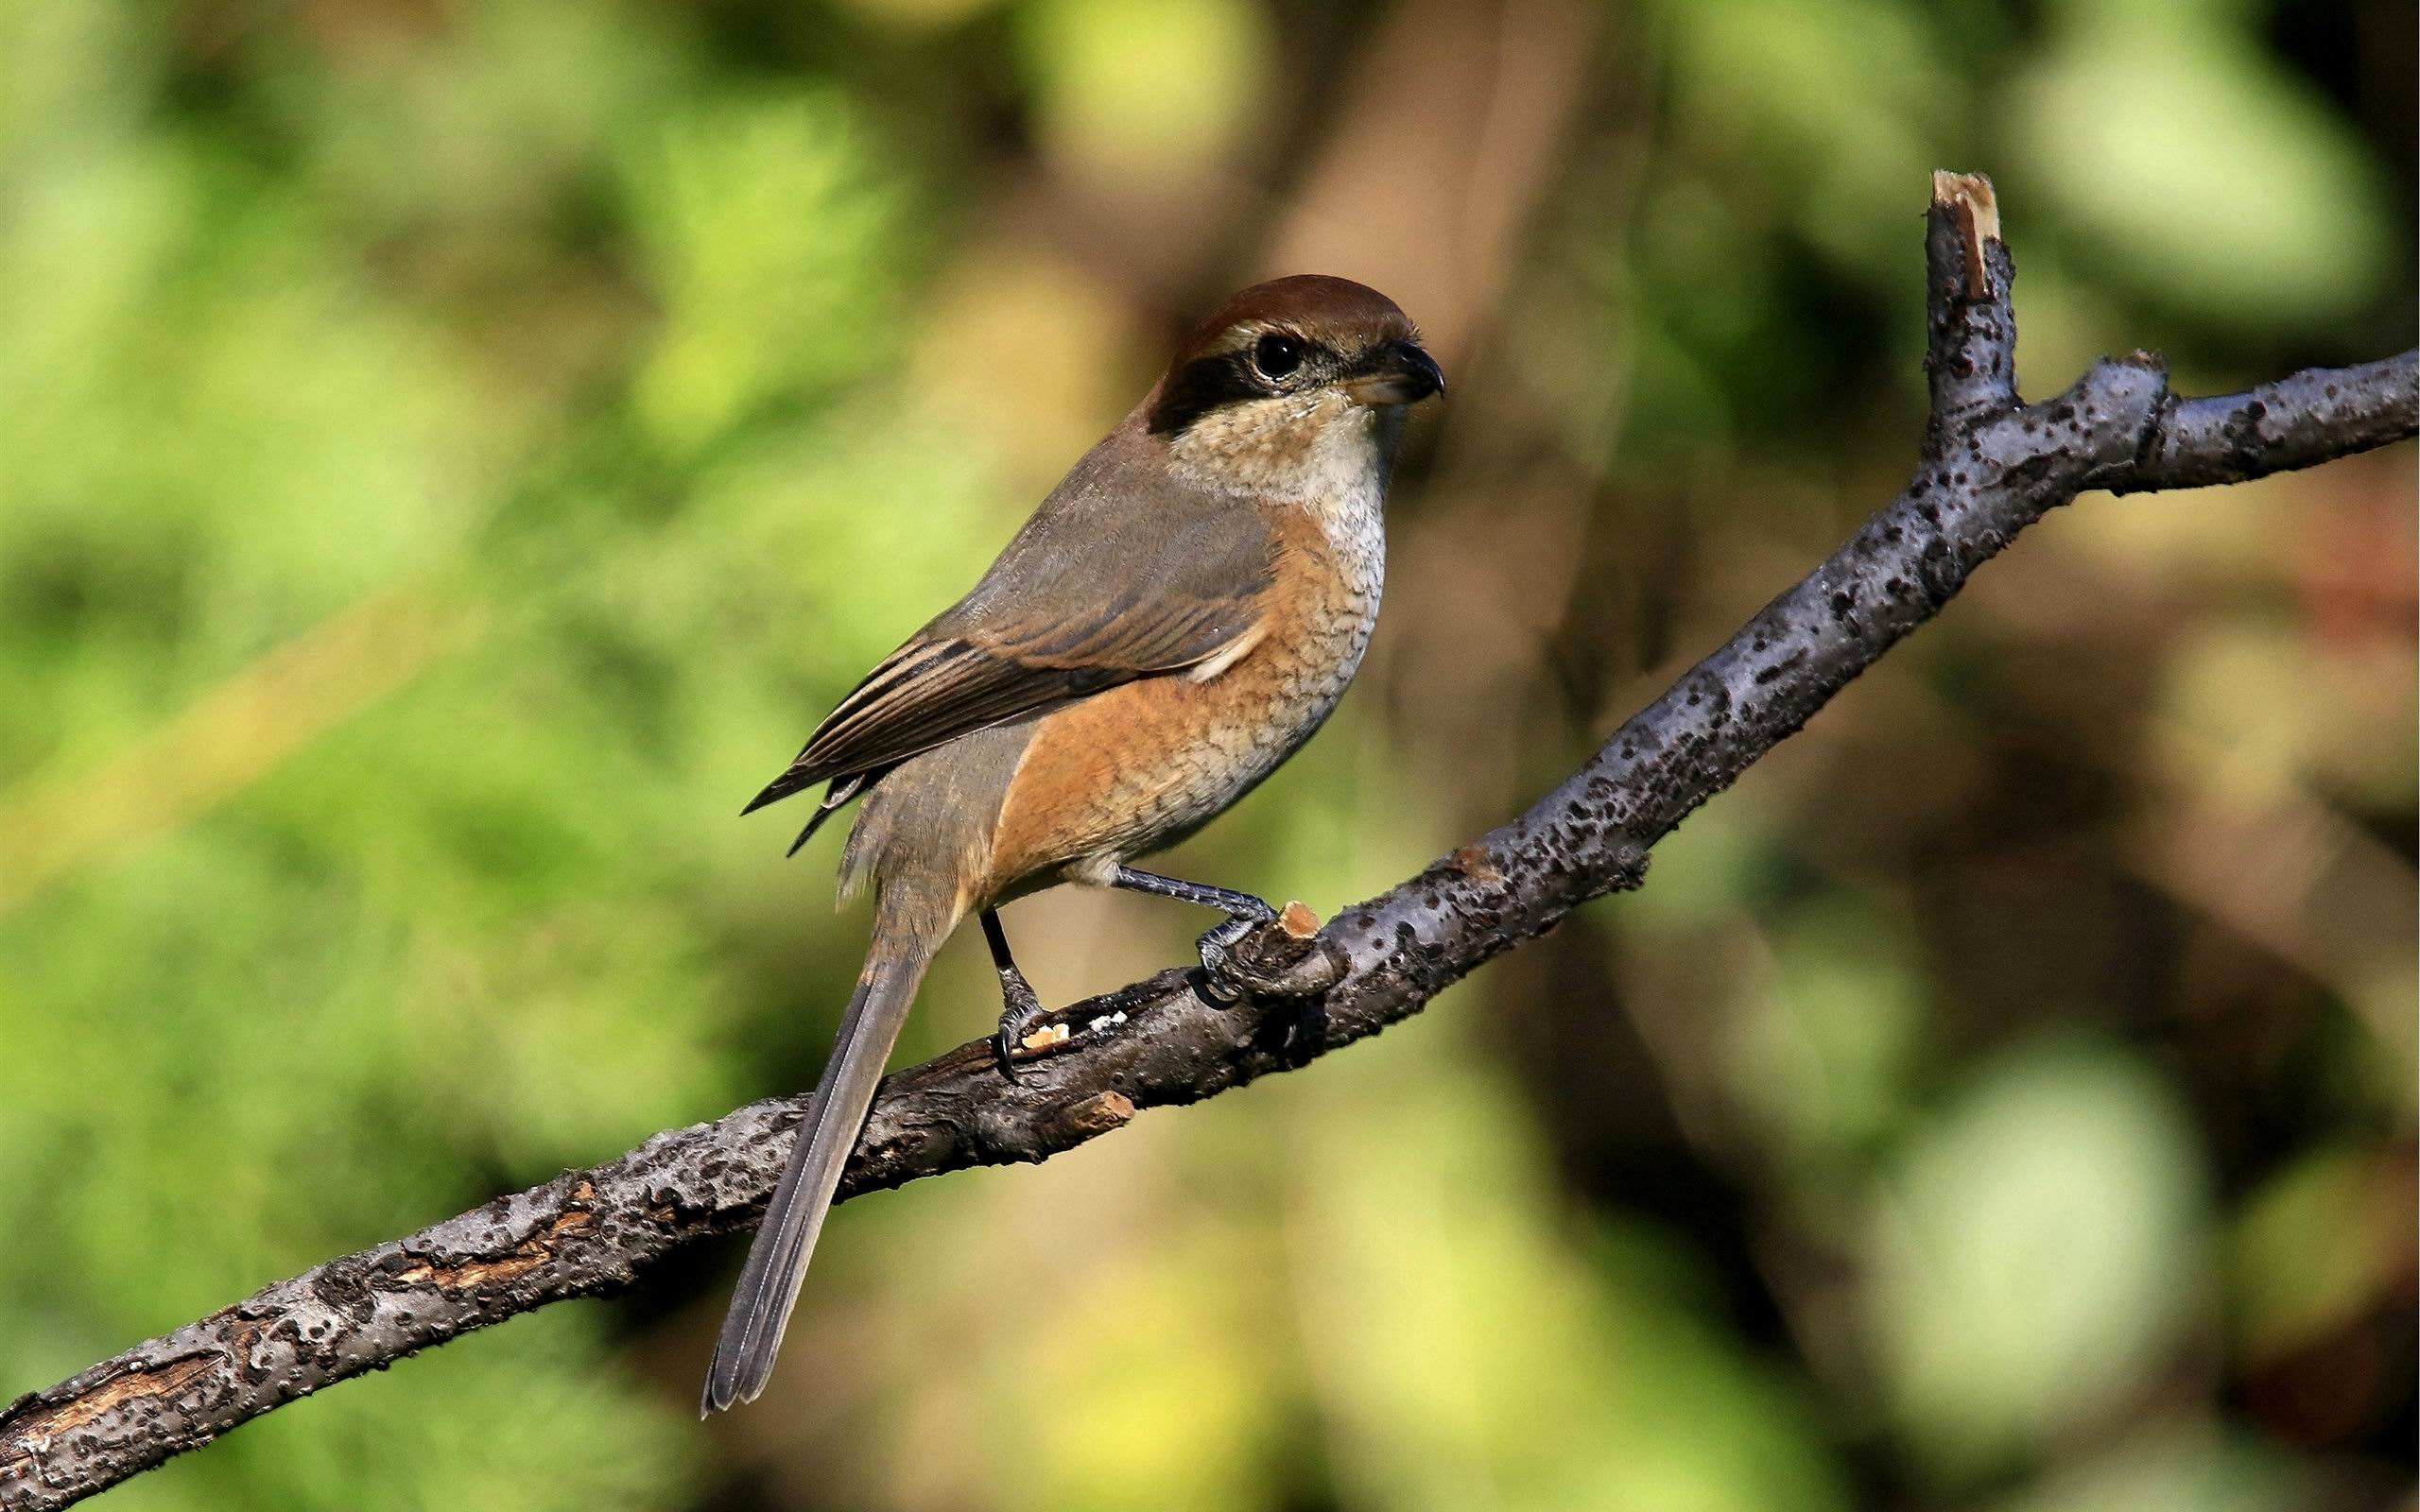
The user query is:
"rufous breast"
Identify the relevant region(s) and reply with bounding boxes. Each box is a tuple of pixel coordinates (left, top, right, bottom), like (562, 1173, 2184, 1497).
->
(983, 502, 1382, 896)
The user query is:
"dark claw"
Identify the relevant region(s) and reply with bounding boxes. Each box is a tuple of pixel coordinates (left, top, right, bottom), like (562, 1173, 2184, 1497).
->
(992, 969, 1047, 1082)
(1194, 906, 1275, 1005)
(1195, 901, 1346, 1006)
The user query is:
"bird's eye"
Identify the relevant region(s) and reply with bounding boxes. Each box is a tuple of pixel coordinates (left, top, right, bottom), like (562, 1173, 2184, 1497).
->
(1252, 332, 1305, 381)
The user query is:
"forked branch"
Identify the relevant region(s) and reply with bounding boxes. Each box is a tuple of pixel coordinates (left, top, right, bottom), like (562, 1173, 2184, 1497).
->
(4, 172, 2411, 1510)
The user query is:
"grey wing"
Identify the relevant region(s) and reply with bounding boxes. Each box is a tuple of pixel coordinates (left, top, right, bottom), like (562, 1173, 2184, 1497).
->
(745, 450, 1272, 824)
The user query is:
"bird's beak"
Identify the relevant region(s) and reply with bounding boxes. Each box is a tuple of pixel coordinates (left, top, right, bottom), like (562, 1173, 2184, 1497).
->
(1343, 340, 1445, 407)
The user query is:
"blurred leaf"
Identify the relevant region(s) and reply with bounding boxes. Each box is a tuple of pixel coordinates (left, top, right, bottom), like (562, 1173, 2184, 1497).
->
(982, 1236, 1292, 1512)
(1017, 0, 1270, 179)
(1867, 1038, 2211, 1480)
(2228, 1143, 2404, 1365)
(2012, 0, 2396, 331)
(1993, 1420, 2310, 1512)
(1287, 1044, 1851, 1512)
(622, 90, 906, 451)
(1658, 0, 1953, 269)
(0, 3, 2409, 1508)
(1727, 895, 1927, 1162)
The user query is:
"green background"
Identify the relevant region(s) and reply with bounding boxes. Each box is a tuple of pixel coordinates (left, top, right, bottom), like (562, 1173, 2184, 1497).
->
(2, 0, 2412, 1506)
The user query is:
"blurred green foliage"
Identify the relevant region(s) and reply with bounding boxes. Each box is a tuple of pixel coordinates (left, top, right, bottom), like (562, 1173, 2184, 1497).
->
(1, 1, 2411, 1508)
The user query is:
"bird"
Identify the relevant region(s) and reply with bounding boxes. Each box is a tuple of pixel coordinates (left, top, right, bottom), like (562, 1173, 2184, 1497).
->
(702, 274, 1443, 1414)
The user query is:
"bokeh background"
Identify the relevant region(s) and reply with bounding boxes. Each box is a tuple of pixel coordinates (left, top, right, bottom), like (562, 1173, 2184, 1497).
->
(3, 0, 2413, 1507)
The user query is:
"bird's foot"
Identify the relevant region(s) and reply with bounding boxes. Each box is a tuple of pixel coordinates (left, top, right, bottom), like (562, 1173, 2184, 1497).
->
(1193, 906, 1268, 1005)
(992, 967, 1051, 1081)
(1196, 900, 1344, 1005)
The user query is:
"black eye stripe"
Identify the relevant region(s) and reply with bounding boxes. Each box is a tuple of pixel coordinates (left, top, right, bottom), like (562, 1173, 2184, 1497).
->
(1145, 332, 1340, 435)
(1147, 352, 1260, 435)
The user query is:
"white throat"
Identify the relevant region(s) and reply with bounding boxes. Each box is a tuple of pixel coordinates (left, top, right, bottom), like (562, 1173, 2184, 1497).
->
(1166, 391, 1400, 537)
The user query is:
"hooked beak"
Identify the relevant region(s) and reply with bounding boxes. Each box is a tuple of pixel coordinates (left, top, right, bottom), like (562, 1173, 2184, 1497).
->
(1343, 340, 1445, 407)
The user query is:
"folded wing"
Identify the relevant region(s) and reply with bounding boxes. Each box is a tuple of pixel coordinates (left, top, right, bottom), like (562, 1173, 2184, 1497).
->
(746, 461, 1273, 830)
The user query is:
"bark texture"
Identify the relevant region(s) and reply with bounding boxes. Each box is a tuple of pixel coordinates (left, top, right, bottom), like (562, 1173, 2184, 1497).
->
(3, 171, 2412, 1511)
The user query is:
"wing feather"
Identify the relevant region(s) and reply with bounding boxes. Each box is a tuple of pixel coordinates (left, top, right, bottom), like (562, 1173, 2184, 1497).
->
(745, 431, 1275, 824)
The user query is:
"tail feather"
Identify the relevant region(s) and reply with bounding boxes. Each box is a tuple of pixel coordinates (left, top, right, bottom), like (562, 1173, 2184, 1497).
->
(740, 761, 815, 816)
(700, 930, 936, 1414)
(744, 769, 874, 857)
(785, 775, 866, 857)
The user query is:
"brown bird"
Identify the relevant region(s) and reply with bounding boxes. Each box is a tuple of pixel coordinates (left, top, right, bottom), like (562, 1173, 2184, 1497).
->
(703, 275, 1442, 1412)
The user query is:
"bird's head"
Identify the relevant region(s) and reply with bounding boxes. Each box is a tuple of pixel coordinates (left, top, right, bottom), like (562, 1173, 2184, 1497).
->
(1143, 275, 1443, 500)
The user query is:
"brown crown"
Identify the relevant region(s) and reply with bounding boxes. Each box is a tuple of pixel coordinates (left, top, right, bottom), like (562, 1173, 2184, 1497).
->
(1166, 275, 1416, 370)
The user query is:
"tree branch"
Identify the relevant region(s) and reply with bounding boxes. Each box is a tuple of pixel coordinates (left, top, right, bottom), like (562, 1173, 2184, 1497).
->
(4, 171, 2411, 1511)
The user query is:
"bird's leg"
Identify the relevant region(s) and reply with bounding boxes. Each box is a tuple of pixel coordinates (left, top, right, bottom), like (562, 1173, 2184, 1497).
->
(1108, 867, 1279, 1004)
(981, 908, 1048, 1080)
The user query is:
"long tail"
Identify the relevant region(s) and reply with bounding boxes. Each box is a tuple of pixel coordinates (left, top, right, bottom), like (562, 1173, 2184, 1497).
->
(700, 918, 940, 1414)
